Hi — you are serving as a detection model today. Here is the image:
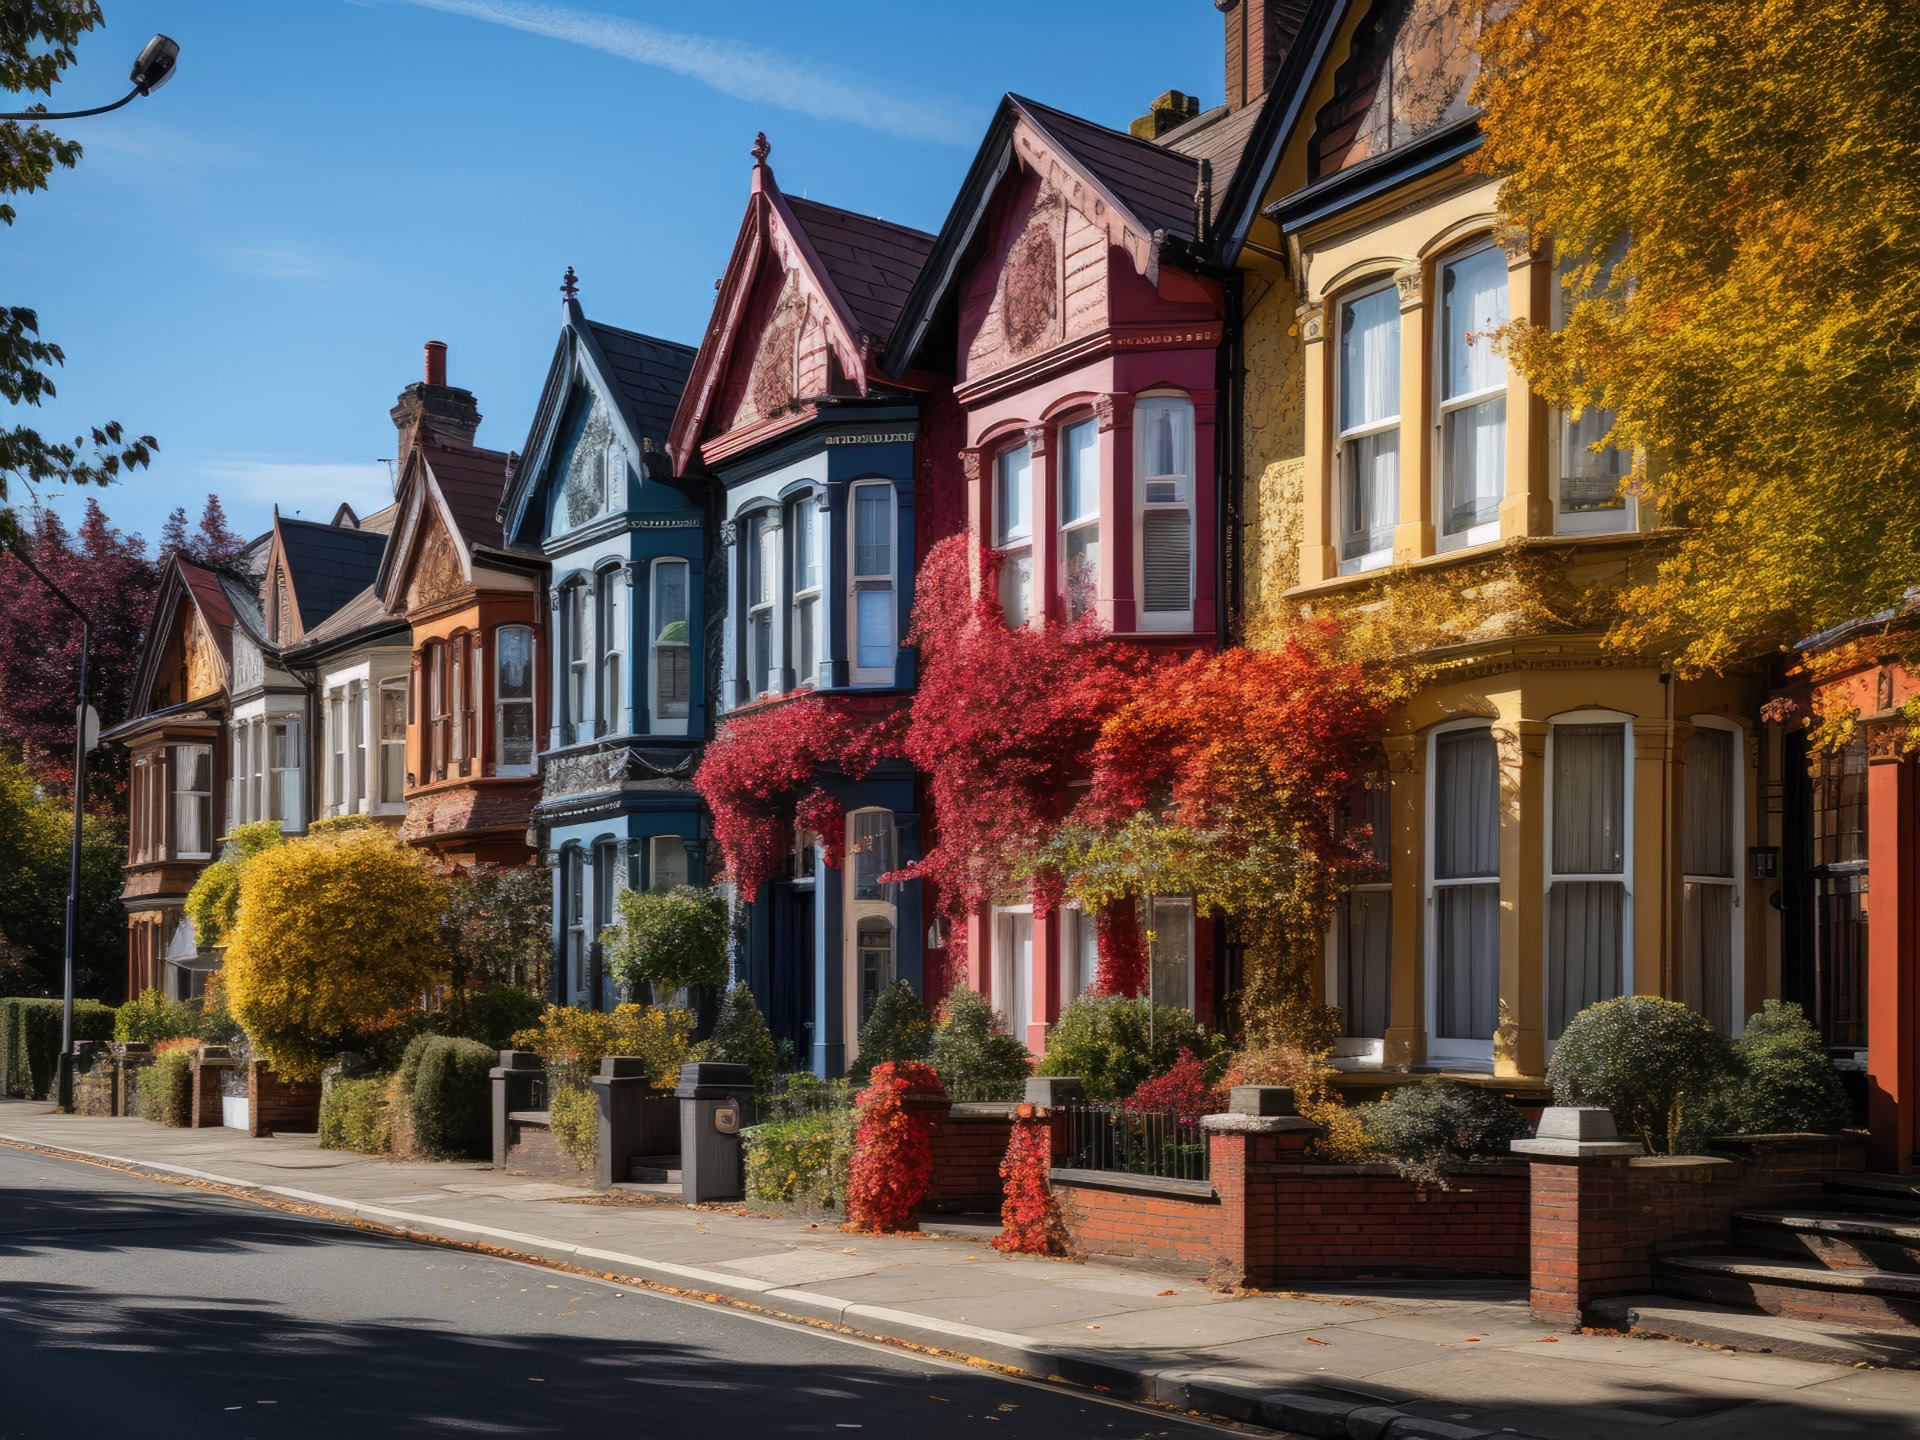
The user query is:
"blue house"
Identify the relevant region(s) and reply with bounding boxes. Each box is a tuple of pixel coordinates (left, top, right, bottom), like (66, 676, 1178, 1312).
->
(501, 281, 703, 1009)
(666, 141, 949, 1074)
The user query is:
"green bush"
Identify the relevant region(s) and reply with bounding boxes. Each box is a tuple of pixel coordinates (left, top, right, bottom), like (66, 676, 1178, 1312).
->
(1709, 1000, 1851, 1136)
(0, 997, 116, 1099)
(182, 820, 284, 948)
(404, 1036, 497, 1160)
(115, 988, 206, 1046)
(1036, 994, 1222, 1101)
(743, 1076, 857, 1211)
(319, 1074, 393, 1154)
(849, 979, 931, 1081)
(454, 985, 546, 1051)
(1549, 995, 1732, 1154)
(137, 1045, 194, 1127)
(605, 884, 730, 997)
(698, 982, 778, 1092)
(930, 986, 1031, 1102)
(1362, 1079, 1532, 1189)
(549, 1082, 599, 1171)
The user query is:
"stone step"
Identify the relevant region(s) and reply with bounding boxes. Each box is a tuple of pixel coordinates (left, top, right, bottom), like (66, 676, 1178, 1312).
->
(628, 1154, 682, 1184)
(1735, 1208, 1920, 1273)
(1822, 1173, 1920, 1215)
(1658, 1254, 1920, 1331)
(1589, 1294, 1920, 1369)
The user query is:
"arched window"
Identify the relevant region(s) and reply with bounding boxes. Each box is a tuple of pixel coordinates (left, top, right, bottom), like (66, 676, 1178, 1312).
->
(1437, 243, 1509, 546)
(791, 495, 821, 686)
(426, 641, 449, 780)
(597, 567, 625, 736)
(995, 443, 1034, 628)
(745, 511, 776, 700)
(566, 580, 592, 742)
(650, 559, 691, 733)
(495, 625, 536, 774)
(1335, 286, 1400, 573)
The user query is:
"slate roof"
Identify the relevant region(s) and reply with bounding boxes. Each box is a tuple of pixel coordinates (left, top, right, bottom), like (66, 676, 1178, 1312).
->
(1011, 95, 1207, 244)
(583, 320, 697, 452)
(784, 196, 937, 342)
(424, 443, 514, 553)
(288, 583, 404, 654)
(1158, 100, 1268, 226)
(276, 517, 389, 632)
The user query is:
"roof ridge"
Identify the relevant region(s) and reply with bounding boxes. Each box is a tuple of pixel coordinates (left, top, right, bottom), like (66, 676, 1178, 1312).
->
(583, 316, 699, 354)
(1010, 92, 1199, 161)
(784, 192, 936, 242)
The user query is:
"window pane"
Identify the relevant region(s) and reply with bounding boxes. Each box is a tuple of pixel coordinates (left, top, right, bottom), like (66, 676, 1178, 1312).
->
(1340, 288, 1400, 431)
(750, 612, 772, 695)
(758, 523, 778, 605)
(1547, 880, 1624, 1039)
(794, 594, 817, 685)
(1062, 420, 1098, 523)
(1342, 431, 1399, 559)
(1433, 728, 1499, 879)
(1062, 525, 1099, 617)
(499, 701, 533, 766)
(569, 586, 590, 662)
(997, 445, 1032, 543)
(1138, 399, 1192, 480)
(1562, 405, 1629, 511)
(1340, 888, 1392, 1036)
(852, 809, 895, 900)
(654, 562, 689, 636)
(1683, 728, 1735, 877)
(1140, 509, 1191, 613)
(1682, 881, 1736, 1032)
(1443, 247, 1509, 399)
(1443, 396, 1506, 533)
(1552, 723, 1625, 875)
(1064, 909, 1099, 1006)
(858, 920, 894, 1028)
(657, 645, 691, 719)
(493, 628, 531, 700)
(1436, 884, 1500, 1038)
(854, 489, 892, 576)
(794, 502, 818, 591)
(651, 837, 689, 892)
(1148, 899, 1190, 1011)
(856, 588, 894, 671)
(1000, 548, 1032, 629)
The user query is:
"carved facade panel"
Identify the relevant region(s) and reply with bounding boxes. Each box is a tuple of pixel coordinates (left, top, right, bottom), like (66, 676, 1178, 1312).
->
(185, 614, 221, 700)
(563, 399, 616, 530)
(231, 629, 264, 694)
(407, 513, 466, 613)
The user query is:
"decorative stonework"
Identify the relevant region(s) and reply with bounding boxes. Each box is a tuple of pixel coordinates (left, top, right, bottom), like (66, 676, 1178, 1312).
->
(543, 744, 696, 801)
(407, 517, 465, 612)
(1394, 269, 1422, 306)
(185, 614, 221, 699)
(1000, 182, 1065, 357)
(1297, 303, 1325, 342)
(563, 402, 615, 530)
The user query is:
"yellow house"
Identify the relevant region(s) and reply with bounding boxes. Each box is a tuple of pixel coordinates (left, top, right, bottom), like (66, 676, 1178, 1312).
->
(1218, 0, 1773, 1083)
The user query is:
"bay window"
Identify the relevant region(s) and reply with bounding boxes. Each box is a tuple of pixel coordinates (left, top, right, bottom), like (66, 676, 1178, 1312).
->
(229, 726, 250, 830)
(747, 513, 775, 700)
(1554, 249, 1633, 532)
(1336, 777, 1391, 1039)
(992, 907, 1034, 1042)
(597, 570, 625, 736)
(850, 483, 896, 682)
(1059, 419, 1099, 620)
(171, 744, 212, 860)
(650, 559, 691, 729)
(1546, 715, 1631, 1042)
(1428, 723, 1499, 1060)
(995, 444, 1034, 628)
(791, 498, 820, 686)
(567, 582, 591, 741)
(495, 625, 536, 773)
(1438, 244, 1509, 542)
(1682, 720, 1740, 1032)
(349, 681, 367, 809)
(563, 847, 588, 1007)
(1136, 396, 1196, 628)
(379, 678, 407, 801)
(649, 835, 689, 891)
(268, 718, 302, 831)
(327, 690, 348, 814)
(593, 837, 620, 1006)
(1337, 287, 1400, 571)
(450, 640, 467, 767)
(427, 643, 448, 779)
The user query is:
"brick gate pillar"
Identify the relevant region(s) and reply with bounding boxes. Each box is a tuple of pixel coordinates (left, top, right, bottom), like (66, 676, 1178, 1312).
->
(1513, 1107, 1646, 1325)
(1866, 728, 1920, 1174)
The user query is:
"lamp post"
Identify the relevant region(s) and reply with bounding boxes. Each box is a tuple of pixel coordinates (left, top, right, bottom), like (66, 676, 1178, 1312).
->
(0, 34, 179, 121)
(9, 543, 94, 1112)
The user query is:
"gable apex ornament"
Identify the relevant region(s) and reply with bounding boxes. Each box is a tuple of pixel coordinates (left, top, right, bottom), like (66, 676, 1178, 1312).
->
(561, 265, 579, 301)
(751, 132, 771, 165)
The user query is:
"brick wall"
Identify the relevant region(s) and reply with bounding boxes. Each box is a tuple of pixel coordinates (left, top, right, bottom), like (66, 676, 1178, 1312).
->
(1054, 1176, 1230, 1274)
(925, 1104, 1016, 1212)
(247, 1060, 321, 1138)
(191, 1054, 233, 1128)
(1526, 1134, 1868, 1323)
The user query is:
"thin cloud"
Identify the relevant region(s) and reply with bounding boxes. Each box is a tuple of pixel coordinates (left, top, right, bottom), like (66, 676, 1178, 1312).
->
(80, 124, 245, 186)
(215, 242, 358, 286)
(195, 455, 396, 523)
(395, 0, 977, 145)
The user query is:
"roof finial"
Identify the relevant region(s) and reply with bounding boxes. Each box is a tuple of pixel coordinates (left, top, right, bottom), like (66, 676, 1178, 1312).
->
(751, 131, 771, 165)
(560, 265, 579, 301)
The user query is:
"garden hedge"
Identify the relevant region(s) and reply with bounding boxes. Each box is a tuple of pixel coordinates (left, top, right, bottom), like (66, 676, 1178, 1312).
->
(404, 1035, 497, 1159)
(0, 998, 115, 1099)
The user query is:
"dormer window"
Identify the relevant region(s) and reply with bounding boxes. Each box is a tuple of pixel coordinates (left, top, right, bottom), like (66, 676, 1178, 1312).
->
(850, 483, 895, 684)
(1135, 396, 1195, 630)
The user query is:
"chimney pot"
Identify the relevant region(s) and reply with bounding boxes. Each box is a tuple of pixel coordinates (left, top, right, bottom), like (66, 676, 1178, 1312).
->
(424, 341, 448, 387)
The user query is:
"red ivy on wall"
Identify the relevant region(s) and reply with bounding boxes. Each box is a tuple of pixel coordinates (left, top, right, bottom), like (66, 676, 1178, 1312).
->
(902, 536, 1150, 963)
(693, 696, 906, 901)
(844, 1059, 943, 1233)
(993, 1111, 1067, 1256)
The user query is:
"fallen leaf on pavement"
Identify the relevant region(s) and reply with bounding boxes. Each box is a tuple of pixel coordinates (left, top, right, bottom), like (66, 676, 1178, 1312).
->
(1305, 1336, 1330, 1346)
(1536, 1336, 1559, 1343)
(1157, 1290, 1176, 1296)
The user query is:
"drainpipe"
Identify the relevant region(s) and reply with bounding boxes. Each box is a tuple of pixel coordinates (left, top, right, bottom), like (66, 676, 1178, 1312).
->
(1215, 267, 1245, 646)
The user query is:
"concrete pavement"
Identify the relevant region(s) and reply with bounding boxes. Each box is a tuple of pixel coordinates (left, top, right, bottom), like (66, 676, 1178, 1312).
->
(4, 1102, 1918, 1438)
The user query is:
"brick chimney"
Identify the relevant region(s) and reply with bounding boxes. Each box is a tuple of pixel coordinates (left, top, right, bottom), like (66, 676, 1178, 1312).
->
(1130, 89, 1201, 140)
(1220, 0, 1311, 112)
(391, 340, 481, 458)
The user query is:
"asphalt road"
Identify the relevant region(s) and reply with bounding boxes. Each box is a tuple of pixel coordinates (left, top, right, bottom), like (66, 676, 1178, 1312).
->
(0, 1145, 1237, 1440)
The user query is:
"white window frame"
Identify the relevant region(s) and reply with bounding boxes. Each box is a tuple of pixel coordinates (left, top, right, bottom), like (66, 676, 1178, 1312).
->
(649, 834, 689, 892)
(1434, 241, 1509, 551)
(378, 676, 408, 806)
(1424, 718, 1501, 1067)
(1134, 393, 1196, 632)
(1333, 283, 1401, 574)
(995, 443, 1034, 630)
(1059, 904, 1098, 1009)
(1549, 252, 1636, 536)
(993, 904, 1035, 1046)
(843, 806, 899, 1043)
(170, 743, 213, 861)
(597, 567, 625, 737)
(1542, 709, 1635, 1050)
(326, 688, 348, 815)
(495, 624, 537, 776)
(1683, 715, 1744, 1035)
(566, 581, 592, 744)
(649, 558, 692, 736)
(1146, 895, 1195, 1013)
(349, 679, 367, 811)
(745, 512, 776, 700)
(848, 481, 896, 685)
(1059, 417, 1100, 621)
(267, 717, 303, 832)
(564, 846, 589, 1008)
(790, 496, 821, 687)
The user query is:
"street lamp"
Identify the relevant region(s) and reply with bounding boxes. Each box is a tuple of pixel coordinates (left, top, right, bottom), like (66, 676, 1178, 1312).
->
(0, 34, 179, 121)
(8, 543, 95, 1113)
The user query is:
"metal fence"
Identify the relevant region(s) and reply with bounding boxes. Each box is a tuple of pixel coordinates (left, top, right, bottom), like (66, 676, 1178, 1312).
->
(1058, 1101, 1210, 1183)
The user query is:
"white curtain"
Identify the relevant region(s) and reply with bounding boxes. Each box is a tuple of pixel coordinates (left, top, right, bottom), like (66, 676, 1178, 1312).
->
(1341, 889, 1392, 1036)
(1548, 882, 1624, 1039)
(1443, 247, 1509, 533)
(1683, 729, 1734, 877)
(1433, 728, 1499, 1040)
(1138, 399, 1191, 481)
(997, 445, 1032, 542)
(1683, 882, 1735, 1032)
(1548, 723, 1627, 1039)
(1340, 289, 1401, 561)
(1343, 433, 1400, 560)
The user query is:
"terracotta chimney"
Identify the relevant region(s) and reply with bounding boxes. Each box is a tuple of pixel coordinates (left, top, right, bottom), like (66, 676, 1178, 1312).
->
(1220, 0, 1310, 112)
(392, 340, 481, 459)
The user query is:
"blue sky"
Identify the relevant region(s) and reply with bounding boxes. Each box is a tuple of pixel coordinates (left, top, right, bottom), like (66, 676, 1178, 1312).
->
(13, 1, 1223, 549)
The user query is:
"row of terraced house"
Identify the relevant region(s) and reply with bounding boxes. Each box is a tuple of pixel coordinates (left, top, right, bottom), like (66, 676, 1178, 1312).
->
(109, 0, 1920, 1171)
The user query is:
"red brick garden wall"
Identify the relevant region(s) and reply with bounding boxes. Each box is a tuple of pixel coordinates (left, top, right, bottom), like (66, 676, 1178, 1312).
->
(924, 1104, 1017, 1212)
(1053, 1178, 1229, 1273)
(248, 1060, 321, 1138)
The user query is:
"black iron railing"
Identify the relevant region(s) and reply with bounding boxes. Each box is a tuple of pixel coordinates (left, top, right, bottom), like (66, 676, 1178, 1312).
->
(1058, 1102, 1210, 1183)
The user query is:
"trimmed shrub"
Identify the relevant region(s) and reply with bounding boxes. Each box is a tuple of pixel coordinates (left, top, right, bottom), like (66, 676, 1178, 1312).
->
(605, 884, 730, 998)
(849, 979, 931, 1082)
(182, 820, 284, 948)
(513, 1002, 694, 1092)
(1549, 995, 1732, 1154)
(319, 1074, 393, 1154)
(404, 1036, 497, 1160)
(929, 986, 1031, 1103)
(1036, 994, 1221, 1101)
(845, 1060, 942, 1232)
(698, 982, 778, 1092)
(0, 997, 115, 1099)
(1710, 1000, 1851, 1136)
(1362, 1079, 1532, 1189)
(137, 1040, 195, 1127)
(115, 988, 206, 1046)
(549, 1083, 599, 1171)
(455, 985, 545, 1051)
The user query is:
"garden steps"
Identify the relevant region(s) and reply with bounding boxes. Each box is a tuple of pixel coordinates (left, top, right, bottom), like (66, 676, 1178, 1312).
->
(1733, 1207, 1920, 1272)
(1820, 1172, 1920, 1217)
(1587, 1294, 1920, 1368)
(1656, 1254, 1920, 1330)
(626, 1154, 681, 1185)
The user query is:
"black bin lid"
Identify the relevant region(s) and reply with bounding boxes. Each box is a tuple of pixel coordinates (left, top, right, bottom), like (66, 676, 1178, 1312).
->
(674, 1061, 754, 1099)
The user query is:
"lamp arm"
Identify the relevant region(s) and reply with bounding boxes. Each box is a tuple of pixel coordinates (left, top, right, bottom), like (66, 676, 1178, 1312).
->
(0, 87, 142, 122)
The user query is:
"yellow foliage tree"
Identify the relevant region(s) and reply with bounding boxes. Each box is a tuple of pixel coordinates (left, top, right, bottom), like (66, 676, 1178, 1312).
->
(222, 824, 449, 1081)
(1469, 0, 1920, 672)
